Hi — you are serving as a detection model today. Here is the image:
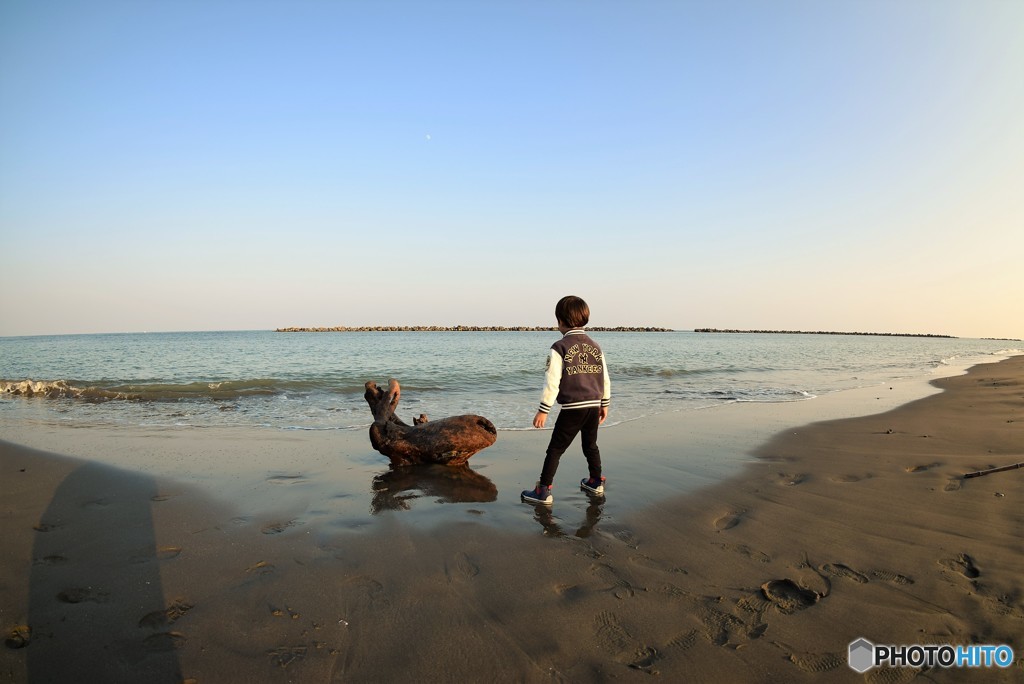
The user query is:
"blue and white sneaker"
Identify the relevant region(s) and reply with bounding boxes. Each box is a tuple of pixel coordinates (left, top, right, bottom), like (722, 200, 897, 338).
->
(580, 476, 605, 496)
(521, 483, 553, 505)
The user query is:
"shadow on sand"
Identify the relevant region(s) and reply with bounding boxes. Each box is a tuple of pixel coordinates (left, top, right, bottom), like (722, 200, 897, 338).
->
(27, 461, 183, 682)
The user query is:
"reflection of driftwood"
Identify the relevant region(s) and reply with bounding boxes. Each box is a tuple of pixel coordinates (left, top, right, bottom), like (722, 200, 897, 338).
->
(964, 461, 1023, 479)
(371, 464, 497, 513)
(363, 379, 497, 466)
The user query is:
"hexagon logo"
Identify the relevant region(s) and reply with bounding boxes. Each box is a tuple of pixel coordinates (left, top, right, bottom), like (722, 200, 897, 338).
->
(848, 638, 875, 673)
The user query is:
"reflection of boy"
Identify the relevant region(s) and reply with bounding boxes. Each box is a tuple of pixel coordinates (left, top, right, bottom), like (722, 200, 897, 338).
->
(522, 295, 610, 505)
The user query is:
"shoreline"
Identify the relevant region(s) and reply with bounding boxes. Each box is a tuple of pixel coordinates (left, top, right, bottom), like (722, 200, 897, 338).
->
(0, 357, 988, 528)
(2, 357, 1022, 681)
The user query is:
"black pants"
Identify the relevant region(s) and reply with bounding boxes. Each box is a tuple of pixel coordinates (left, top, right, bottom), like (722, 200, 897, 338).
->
(540, 407, 602, 487)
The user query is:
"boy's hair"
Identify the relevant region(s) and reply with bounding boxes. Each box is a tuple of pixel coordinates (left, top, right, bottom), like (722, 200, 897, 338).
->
(555, 295, 590, 328)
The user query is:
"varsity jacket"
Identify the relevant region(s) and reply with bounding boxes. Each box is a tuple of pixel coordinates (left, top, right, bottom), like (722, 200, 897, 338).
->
(537, 329, 611, 414)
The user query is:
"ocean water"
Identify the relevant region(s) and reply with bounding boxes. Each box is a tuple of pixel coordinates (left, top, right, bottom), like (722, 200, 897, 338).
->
(0, 330, 1019, 433)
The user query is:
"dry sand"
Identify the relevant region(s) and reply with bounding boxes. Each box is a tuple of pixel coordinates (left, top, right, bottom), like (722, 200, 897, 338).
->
(1, 356, 1022, 683)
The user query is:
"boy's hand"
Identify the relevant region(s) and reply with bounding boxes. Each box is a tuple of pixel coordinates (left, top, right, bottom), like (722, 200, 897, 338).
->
(533, 411, 547, 429)
(599, 406, 608, 424)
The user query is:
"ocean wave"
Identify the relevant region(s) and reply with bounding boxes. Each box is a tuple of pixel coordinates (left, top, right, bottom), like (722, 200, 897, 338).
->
(1, 379, 128, 401)
(733, 389, 817, 403)
(0, 378, 373, 403)
(615, 365, 744, 379)
(663, 386, 816, 403)
(938, 348, 1023, 366)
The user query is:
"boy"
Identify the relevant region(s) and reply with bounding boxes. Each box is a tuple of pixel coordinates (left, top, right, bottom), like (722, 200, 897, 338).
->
(521, 295, 611, 505)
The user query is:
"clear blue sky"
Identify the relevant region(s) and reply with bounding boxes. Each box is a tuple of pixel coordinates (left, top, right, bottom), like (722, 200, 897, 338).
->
(2, 1, 1021, 338)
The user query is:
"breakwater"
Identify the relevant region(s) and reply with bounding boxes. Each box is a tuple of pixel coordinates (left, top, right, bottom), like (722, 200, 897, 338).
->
(276, 326, 675, 333)
(694, 328, 955, 338)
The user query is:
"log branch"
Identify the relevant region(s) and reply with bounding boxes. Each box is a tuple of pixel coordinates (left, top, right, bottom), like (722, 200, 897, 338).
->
(963, 461, 1023, 479)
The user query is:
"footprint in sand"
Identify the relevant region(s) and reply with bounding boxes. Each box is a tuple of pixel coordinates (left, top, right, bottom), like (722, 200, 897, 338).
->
(554, 584, 586, 603)
(943, 478, 963, 491)
(830, 473, 868, 483)
(774, 472, 807, 486)
(694, 600, 747, 646)
(5, 625, 31, 649)
(747, 623, 768, 640)
(261, 519, 304, 535)
(457, 553, 479, 578)
(611, 528, 639, 548)
(653, 583, 691, 601)
(594, 611, 632, 652)
(445, 552, 479, 582)
(267, 645, 307, 669)
(57, 587, 108, 604)
(33, 555, 68, 566)
(775, 642, 845, 673)
(719, 543, 771, 563)
(735, 594, 774, 642)
(713, 509, 744, 531)
(611, 582, 634, 600)
(665, 629, 699, 652)
(905, 462, 940, 473)
(245, 560, 276, 576)
(736, 593, 772, 618)
(871, 570, 914, 585)
(32, 522, 62, 533)
(342, 575, 390, 609)
(143, 631, 186, 652)
(819, 563, 869, 584)
(270, 606, 301, 620)
(761, 579, 819, 614)
(590, 563, 637, 599)
(594, 611, 660, 672)
(865, 665, 921, 684)
(139, 599, 194, 629)
(791, 651, 844, 673)
(628, 553, 687, 575)
(157, 546, 182, 560)
(129, 545, 182, 563)
(628, 649, 661, 672)
(939, 553, 980, 579)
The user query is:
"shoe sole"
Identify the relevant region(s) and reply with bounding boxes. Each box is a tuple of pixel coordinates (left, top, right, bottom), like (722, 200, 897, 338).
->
(521, 495, 553, 505)
(580, 486, 605, 496)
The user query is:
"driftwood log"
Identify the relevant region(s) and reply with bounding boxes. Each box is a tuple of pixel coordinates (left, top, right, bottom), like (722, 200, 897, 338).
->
(363, 379, 497, 466)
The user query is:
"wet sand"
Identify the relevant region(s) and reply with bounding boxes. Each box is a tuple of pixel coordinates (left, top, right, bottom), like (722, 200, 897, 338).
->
(1, 357, 1022, 682)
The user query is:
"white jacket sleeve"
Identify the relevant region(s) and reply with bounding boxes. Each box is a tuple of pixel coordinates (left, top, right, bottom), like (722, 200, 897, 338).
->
(538, 349, 562, 414)
(601, 352, 611, 407)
